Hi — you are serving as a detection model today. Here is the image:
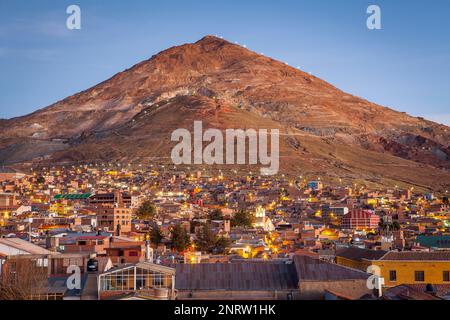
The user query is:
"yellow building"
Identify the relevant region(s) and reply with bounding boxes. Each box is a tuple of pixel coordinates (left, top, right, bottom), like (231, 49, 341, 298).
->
(49, 202, 72, 215)
(372, 252, 450, 287)
(336, 248, 450, 287)
(318, 228, 340, 241)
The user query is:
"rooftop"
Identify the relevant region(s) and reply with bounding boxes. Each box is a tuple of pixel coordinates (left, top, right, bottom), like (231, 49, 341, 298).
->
(380, 251, 450, 261)
(336, 247, 388, 261)
(293, 255, 369, 281)
(54, 193, 92, 200)
(0, 237, 56, 255)
(175, 262, 298, 291)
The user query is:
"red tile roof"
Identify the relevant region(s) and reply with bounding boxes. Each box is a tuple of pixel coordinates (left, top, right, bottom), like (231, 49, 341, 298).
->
(380, 251, 450, 261)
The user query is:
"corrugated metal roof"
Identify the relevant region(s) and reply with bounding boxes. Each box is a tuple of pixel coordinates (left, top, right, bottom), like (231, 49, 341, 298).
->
(416, 235, 450, 248)
(293, 255, 369, 281)
(336, 247, 388, 261)
(175, 256, 369, 291)
(54, 193, 92, 200)
(175, 262, 298, 291)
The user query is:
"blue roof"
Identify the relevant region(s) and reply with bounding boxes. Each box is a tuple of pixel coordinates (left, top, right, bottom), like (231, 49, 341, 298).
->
(416, 235, 450, 248)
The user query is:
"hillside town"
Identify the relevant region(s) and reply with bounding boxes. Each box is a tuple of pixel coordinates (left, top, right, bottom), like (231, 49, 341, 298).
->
(0, 164, 450, 300)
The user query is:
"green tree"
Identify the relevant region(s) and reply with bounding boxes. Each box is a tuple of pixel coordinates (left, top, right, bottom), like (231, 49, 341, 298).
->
(171, 224, 190, 252)
(36, 176, 45, 184)
(231, 210, 255, 228)
(150, 224, 163, 246)
(214, 236, 231, 254)
(208, 209, 223, 221)
(136, 201, 156, 220)
(379, 220, 401, 234)
(195, 223, 216, 253)
(392, 221, 401, 231)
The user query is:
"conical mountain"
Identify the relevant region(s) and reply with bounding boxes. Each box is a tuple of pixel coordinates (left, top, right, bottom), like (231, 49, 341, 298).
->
(1, 36, 449, 191)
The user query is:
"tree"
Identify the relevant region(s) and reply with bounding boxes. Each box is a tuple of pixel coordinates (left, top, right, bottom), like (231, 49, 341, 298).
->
(379, 220, 401, 235)
(36, 176, 45, 184)
(195, 223, 216, 253)
(208, 209, 223, 221)
(150, 224, 163, 246)
(231, 210, 255, 228)
(392, 221, 401, 231)
(136, 201, 156, 220)
(194, 224, 232, 254)
(171, 224, 190, 252)
(214, 236, 231, 254)
(0, 257, 48, 300)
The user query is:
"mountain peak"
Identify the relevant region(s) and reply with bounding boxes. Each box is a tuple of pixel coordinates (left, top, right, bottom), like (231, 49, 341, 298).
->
(196, 35, 228, 44)
(193, 35, 234, 51)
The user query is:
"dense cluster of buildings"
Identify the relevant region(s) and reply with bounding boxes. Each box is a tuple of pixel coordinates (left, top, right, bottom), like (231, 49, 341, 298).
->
(0, 164, 449, 300)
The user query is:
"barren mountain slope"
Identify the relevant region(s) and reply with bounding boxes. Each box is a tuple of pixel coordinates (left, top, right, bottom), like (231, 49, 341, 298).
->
(1, 36, 449, 191)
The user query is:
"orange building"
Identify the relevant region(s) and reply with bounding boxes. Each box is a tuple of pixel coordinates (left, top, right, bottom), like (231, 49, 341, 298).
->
(96, 207, 132, 235)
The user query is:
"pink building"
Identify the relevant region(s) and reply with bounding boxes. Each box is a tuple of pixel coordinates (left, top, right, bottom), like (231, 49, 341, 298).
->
(342, 210, 380, 230)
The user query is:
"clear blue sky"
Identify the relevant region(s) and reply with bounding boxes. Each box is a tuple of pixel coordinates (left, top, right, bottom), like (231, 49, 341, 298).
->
(1, 0, 449, 125)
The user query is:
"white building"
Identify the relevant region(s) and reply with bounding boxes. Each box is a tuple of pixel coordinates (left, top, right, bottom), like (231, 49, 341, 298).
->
(253, 206, 275, 232)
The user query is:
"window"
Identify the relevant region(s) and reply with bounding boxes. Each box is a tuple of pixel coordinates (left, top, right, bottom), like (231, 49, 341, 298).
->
(129, 251, 138, 257)
(389, 270, 397, 282)
(415, 271, 425, 282)
(152, 274, 164, 287)
(443, 271, 450, 282)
